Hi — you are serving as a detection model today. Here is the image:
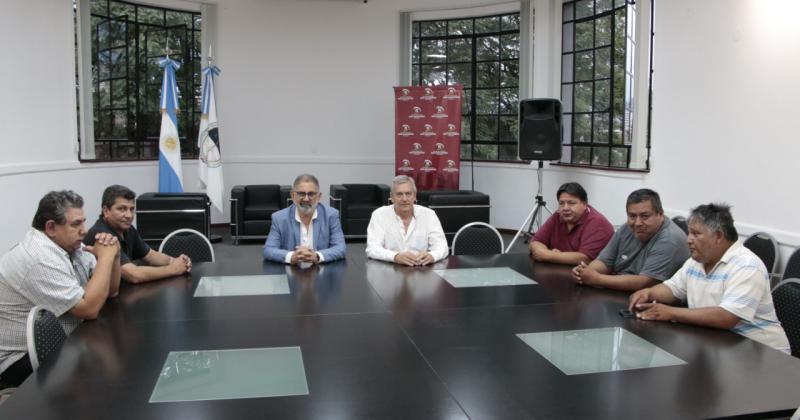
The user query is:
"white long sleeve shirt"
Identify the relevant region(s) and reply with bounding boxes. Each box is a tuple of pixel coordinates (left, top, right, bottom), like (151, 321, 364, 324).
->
(366, 205, 449, 263)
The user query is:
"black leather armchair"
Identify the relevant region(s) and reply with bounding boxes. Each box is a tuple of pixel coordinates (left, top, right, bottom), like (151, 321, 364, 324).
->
(417, 190, 491, 242)
(136, 192, 210, 248)
(230, 185, 291, 244)
(330, 184, 390, 237)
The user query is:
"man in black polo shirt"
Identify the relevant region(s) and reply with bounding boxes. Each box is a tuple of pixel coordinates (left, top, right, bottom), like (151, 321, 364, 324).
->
(84, 185, 190, 283)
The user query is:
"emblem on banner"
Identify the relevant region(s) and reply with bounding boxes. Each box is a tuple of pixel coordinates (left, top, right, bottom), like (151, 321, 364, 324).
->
(420, 124, 436, 137)
(398, 159, 414, 172)
(443, 87, 460, 100)
(397, 88, 414, 101)
(409, 142, 425, 155)
(443, 123, 460, 137)
(408, 106, 425, 119)
(442, 160, 459, 172)
(420, 87, 437, 101)
(420, 159, 437, 172)
(199, 122, 221, 168)
(398, 124, 414, 136)
(431, 142, 448, 156)
(431, 105, 448, 119)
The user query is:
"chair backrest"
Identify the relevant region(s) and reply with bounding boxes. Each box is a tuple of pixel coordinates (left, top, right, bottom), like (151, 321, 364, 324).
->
(672, 216, 688, 234)
(245, 185, 282, 205)
(159, 228, 215, 262)
(26, 306, 67, 371)
(342, 184, 388, 204)
(743, 231, 779, 274)
(772, 278, 800, 358)
(782, 247, 800, 281)
(451, 222, 504, 256)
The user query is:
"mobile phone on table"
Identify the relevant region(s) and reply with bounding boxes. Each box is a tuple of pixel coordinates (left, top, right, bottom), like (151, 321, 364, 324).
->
(619, 308, 636, 318)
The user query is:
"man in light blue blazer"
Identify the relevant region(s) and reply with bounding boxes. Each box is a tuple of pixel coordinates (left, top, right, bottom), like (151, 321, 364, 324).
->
(263, 174, 346, 265)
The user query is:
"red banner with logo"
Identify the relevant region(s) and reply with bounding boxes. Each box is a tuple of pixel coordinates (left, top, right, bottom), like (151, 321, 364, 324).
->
(394, 85, 462, 190)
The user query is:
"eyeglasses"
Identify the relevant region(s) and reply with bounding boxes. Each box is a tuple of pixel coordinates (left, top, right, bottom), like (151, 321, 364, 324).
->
(293, 191, 319, 199)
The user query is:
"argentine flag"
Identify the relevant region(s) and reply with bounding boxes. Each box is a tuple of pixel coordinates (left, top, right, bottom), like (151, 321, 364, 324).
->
(158, 57, 184, 192)
(197, 64, 223, 212)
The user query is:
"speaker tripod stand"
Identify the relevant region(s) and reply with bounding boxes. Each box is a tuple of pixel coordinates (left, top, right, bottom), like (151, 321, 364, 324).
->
(505, 161, 552, 253)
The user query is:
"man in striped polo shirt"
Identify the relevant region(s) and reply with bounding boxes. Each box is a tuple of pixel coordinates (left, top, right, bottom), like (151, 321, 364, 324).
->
(0, 191, 121, 388)
(629, 203, 790, 353)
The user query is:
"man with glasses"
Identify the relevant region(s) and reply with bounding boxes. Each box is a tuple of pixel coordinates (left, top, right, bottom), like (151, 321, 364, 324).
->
(263, 174, 346, 265)
(366, 175, 448, 266)
(571, 189, 690, 291)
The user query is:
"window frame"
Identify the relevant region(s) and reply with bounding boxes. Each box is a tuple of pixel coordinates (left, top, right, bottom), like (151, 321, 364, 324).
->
(404, 2, 532, 164)
(75, 0, 203, 162)
(557, 0, 654, 171)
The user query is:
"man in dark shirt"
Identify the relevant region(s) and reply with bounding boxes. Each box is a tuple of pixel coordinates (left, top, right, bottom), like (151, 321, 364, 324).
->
(84, 185, 190, 283)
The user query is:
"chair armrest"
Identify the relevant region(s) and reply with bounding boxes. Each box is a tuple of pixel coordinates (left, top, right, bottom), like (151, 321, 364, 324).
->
(278, 185, 292, 209)
(230, 186, 247, 232)
(377, 184, 391, 205)
(329, 185, 348, 215)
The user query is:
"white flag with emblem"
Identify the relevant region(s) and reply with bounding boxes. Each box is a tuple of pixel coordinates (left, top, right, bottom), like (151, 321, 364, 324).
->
(197, 64, 223, 212)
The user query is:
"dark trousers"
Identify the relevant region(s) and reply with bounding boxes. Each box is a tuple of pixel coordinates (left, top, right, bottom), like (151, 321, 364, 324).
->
(0, 354, 32, 388)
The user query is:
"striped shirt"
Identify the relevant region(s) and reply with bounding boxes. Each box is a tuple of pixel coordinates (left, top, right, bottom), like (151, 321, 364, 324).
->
(0, 228, 95, 374)
(663, 241, 790, 353)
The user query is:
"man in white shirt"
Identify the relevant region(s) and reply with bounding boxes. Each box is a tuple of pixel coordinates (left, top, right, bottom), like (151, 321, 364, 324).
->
(366, 175, 448, 266)
(629, 203, 790, 353)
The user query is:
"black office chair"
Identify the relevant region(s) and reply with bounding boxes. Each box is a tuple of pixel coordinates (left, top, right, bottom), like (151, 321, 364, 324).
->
(743, 232, 779, 284)
(26, 306, 67, 371)
(451, 222, 504, 256)
(672, 216, 688, 234)
(159, 228, 215, 262)
(782, 247, 800, 281)
(772, 278, 800, 358)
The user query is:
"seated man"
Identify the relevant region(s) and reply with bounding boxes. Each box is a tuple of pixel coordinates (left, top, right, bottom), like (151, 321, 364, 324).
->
(263, 174, 346, 265)
(629, 204, 790, 353)
(530, 182, 614, 265)
(0, 191, 120, 388)
(572, 188, 690, 291)
(84, 185, 191, 283)
(366, 175, 448, 266)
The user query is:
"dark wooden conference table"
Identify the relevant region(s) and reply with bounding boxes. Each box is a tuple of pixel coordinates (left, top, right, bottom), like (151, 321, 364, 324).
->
(2, 251, 800, 419)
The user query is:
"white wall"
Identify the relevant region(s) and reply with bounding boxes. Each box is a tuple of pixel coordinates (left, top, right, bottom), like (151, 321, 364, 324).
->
(2, 0, 800, 271)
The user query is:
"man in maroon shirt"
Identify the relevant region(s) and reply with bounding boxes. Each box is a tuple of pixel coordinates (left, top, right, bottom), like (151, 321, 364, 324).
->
(529, 182, 614, 265)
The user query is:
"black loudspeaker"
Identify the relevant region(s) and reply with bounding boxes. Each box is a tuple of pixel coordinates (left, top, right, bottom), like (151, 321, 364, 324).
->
(518, 99, 563, 161)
